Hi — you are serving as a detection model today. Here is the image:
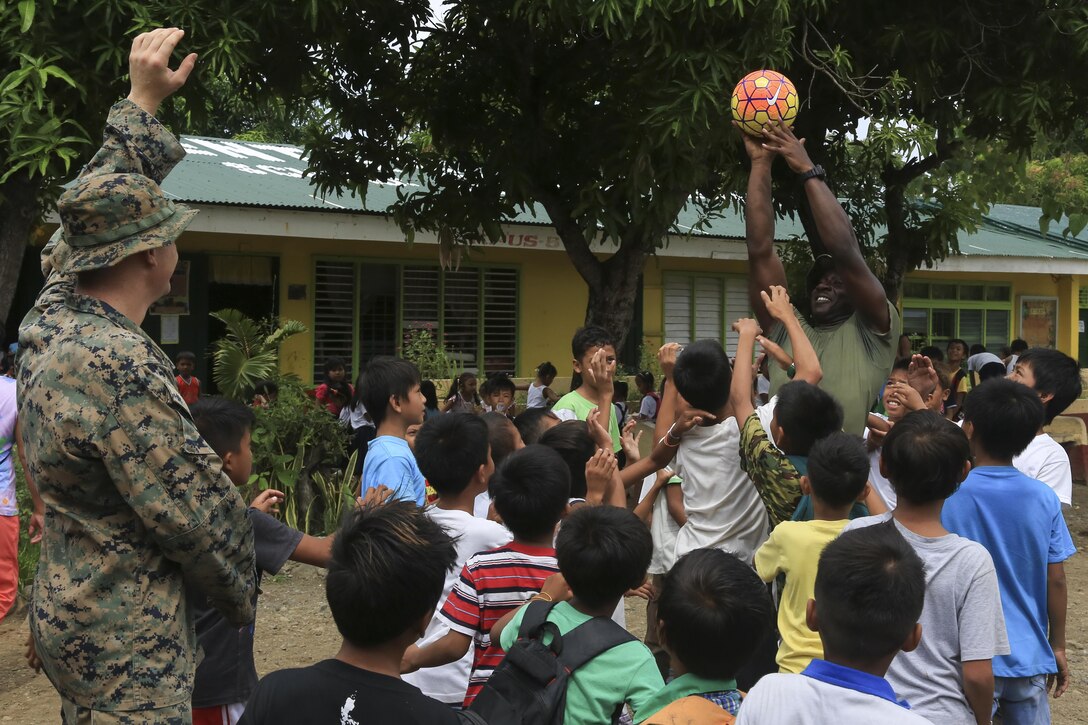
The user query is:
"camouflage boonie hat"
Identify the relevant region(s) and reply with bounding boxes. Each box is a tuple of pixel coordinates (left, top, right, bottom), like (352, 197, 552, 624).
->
(58, 173, 197, 274)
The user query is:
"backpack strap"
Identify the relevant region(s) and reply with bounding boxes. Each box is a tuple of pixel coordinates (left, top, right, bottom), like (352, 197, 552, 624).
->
(555, 616, 637, 673)
(517, 599, 558, 637)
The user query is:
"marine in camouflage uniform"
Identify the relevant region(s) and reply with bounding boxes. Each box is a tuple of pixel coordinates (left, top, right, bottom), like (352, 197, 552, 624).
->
(17, 30, 255, 724)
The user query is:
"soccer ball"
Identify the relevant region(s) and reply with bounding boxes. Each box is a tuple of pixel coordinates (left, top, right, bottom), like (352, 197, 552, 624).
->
(731, 70, 799, 136)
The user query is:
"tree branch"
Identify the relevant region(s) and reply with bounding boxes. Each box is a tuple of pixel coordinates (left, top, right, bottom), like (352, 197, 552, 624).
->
(534, 184, 602, 289)
(881, 129, 960, 188)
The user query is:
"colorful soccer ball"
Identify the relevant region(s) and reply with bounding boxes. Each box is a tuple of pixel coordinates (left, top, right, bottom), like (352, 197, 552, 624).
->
(731, 70, 799, 136)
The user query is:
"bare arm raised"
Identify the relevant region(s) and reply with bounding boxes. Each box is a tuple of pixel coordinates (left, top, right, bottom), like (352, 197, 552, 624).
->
(760, 122, 890, 333)
(741, 130, 788, 331)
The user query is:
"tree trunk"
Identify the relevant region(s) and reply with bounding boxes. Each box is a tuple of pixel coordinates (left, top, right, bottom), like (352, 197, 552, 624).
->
(0, 176, 41, 328)
(582, 245, 649, 351)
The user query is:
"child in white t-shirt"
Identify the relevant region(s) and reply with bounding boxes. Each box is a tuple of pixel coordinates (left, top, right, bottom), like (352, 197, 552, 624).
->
(402, 413, 512, 705)
(526, 361, 559, 409)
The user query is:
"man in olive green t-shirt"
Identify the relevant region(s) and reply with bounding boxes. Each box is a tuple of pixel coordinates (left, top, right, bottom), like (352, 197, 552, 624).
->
(740, 123, 900, 434)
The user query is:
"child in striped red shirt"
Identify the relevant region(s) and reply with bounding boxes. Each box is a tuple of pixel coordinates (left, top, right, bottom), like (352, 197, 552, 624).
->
(401, 445, 570, 707)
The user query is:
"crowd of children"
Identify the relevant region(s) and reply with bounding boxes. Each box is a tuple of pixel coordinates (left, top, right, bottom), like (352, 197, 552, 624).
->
(136, 287, 1084, 725)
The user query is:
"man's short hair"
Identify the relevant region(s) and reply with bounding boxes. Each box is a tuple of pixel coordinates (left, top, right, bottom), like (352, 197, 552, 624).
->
(962, 378, 1044, 459)
(414, 413, 490, 496)
(806, 432, 869, 506)
(489, 445, 570, 540)
(190, 397, 255, 458)
(482, 412, 519, 466)
(882, 410, 970, 504)
(326, 502, 456, 648)
(538, 420, 595, 499)
(570, 325, 615, 361)
(358, 357, 421, 428)
(1017, 348, 1083, 424)
(775, 381, 844, 455)
(657, 549, 774, 679)
(672, 340, 731, 412)
(175, 350, 196, 363)
(815, 522, 925, 662)
(514, 407, 559, 446)
(556, 506, 651, 609)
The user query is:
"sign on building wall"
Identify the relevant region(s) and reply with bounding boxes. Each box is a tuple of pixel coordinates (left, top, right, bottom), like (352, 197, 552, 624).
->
(1020, 296, 1058, 348)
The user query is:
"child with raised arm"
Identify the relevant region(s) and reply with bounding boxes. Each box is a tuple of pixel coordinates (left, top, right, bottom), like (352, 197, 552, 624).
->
(729, 288, 856, 527)
(942, 379, 1077, 722)
(845, 410, 1008, 725)
(402, 413, 512, 707)
(552, 326, 622, 453)
(737, 524, 933, 724)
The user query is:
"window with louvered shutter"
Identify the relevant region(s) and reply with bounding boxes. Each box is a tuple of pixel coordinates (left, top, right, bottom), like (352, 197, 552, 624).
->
(664, 274, 695, 344)
(482, 268, 518, 374)
(724, 278, 749, 357)
(313, 261, 356, 382)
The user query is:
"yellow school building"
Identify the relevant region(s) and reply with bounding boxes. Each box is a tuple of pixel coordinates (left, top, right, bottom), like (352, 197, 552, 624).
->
(17, 135, 1088, 388)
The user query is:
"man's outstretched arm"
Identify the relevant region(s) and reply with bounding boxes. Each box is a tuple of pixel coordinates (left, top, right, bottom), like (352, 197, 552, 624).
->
(761, 123, 890, 333)
(741, 130, 788, 332)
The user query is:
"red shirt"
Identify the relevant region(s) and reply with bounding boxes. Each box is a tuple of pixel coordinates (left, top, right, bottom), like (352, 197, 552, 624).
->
(176, 375, 200, 405)
(438, 542, 559, 706)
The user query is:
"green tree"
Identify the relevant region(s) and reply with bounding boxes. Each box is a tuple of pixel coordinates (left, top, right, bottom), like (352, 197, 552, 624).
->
(288, 0, 1088, 346)
(0, 0, 421, 324)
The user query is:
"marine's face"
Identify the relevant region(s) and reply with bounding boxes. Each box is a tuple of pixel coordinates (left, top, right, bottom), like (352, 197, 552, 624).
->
(809, 272, 853, 324)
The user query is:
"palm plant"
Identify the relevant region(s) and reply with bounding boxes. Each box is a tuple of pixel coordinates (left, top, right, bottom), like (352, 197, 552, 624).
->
(209, 309, 306, 400)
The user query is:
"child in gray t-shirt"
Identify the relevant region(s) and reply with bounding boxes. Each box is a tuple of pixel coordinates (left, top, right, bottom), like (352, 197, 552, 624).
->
(844, 411, 1008, 725)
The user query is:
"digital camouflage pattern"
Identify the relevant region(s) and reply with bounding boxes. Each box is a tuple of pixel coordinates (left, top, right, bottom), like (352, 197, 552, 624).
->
(18, 100, 256, 712)
(739, 410, 803, 529)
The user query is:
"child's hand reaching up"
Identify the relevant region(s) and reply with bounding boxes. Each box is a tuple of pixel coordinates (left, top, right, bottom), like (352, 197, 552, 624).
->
(586, 406, 613, 451)
(584, 347, 614, 391)
(732, 317, 762, 339)
(658, 342, 682, 379)
(585, 448, 618, 503)
(250, 489, 285, 515)
(908, 354, 939, 397)
(620, 418, 643, 463)
(757, 335, 794, 372)
(760, 285, 793, 322)
(357, 485, 393, 509)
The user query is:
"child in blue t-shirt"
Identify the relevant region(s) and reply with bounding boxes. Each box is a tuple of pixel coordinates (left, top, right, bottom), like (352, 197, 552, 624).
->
(358, 356, 428, 505)
(942, 378, 1077, 723)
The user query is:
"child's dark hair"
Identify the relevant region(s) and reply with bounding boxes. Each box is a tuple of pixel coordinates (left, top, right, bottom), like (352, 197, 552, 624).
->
(358, 356, 422, 428)
(446, 371, 480, 404)
(978, 361, 1007, 383)
(537, 361, 557, 379)
(414, 413, 490, 496)
(657, 549, 774, 679)
(514, 407, 559, 445)
(969, 343, 986, 357)
(322, 356, 352, 401)
(175, 350, 196, 364)
(635, 370, 655, 391)
(487, 373, 516, 395)
(556, 506, 651, 609)
(482, 412, 519, 466)
(882, 410, 969, 504)
(326, 502, 456, 648)
(1011, 338, 1028, 354)
(1017, 348, 1082, 424)
(613, 379, 629, 403)
(919, 345, 944, 363)
(815, 522, 925, 662)
(420, 380, 439, 410)
(961, 378, 1044, 460)
(775, 381, 844, 455)
(889, 357, 910, 374)
(538, 420, 594, 499)
(323, 356, 347, 377)
(570, 325, 615, 360)
(489, 445, 570, 540)
(806, 432, 869, 507)
(672, 340, 731, 412)
(190, 397, 255, 458)
(947, 338, 967, 355)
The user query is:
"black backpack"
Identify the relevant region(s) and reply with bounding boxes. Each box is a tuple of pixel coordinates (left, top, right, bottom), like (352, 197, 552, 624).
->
(465, 600, 636, 725)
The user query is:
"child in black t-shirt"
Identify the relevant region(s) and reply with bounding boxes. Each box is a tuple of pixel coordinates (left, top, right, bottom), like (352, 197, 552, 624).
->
(240, 502, 461, 725)
(188, 398, 366, 725)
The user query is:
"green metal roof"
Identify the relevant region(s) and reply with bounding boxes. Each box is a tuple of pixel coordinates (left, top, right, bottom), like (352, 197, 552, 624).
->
(168, 136, 1087, 259)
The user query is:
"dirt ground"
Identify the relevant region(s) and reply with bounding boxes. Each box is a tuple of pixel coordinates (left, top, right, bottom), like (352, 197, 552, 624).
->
(3, 493, 1088, 723)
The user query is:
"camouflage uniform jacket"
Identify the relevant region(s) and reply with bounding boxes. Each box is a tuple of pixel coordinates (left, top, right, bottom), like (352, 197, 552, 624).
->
(18, 100, 256, 711)
(738, 410, 803, 529)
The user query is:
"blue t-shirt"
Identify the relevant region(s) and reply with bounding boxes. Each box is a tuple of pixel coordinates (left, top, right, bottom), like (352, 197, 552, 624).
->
(942, 465, 1076, 678)
(361, 435, 426, 505)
